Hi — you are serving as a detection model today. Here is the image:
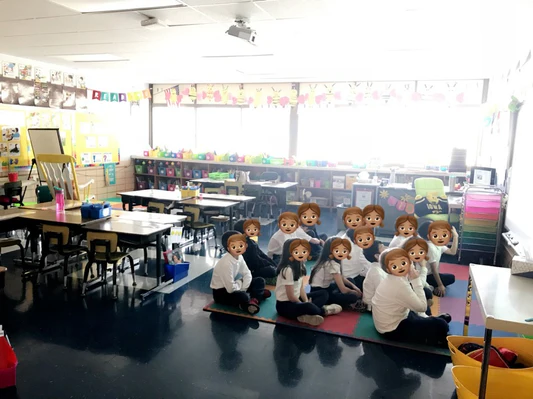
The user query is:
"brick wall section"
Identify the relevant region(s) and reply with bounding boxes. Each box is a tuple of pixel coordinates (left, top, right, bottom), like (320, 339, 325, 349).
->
(16, 160, 134, 203)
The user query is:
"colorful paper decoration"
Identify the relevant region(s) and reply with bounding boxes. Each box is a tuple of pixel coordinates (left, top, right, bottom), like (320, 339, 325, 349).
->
(119, 93, 127, 102)
(92, 90, 101, 100)
(101, 92, 109, 101)
(142, 89, 151, 99)
(110, 93, 118, 102)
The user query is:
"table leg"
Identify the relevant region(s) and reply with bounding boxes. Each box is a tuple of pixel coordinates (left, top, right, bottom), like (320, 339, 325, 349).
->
(244, 201, 248, 218)
(463, 276, 473, 336)
(478, 328, 493, 399)
(128, 197, 133, 211)
(155, 233, 162, 286)
(229, 206, 234, 229)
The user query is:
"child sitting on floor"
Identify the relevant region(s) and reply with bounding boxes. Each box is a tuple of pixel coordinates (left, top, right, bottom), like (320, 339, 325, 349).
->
(341, 228, 371, 291)
(371, 248, 450, 346)
(423, 221, 458, 297)
(210, 231, 271, 315)
(362, 205, 387, 260)
(275, 238, 342, 326)
(234, 219, 277, 282)
(339, 206, 365, 237)
(403, 237, 434, 315)
(309, 237, 366, 311)
(297, 203, 327, 258)
(362, 239, 387, 311)
(389, 215, 418, 248)
(267, 212, 320, 264)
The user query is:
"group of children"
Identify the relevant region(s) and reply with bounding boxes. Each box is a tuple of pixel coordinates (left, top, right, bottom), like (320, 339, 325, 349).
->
(210, 202, 458, 346)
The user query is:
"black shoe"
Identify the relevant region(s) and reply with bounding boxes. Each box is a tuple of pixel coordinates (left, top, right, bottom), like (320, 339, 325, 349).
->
(436, 313, 452, 323)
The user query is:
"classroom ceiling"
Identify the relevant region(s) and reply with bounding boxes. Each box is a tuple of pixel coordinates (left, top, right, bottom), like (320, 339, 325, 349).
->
(0, 0, 528, 83)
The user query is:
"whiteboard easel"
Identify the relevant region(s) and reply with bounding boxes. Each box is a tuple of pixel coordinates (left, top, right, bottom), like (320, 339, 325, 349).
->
(28, 128, 64, 184)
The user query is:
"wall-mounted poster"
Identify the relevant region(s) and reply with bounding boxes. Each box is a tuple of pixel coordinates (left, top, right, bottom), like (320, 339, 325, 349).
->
(35, 67, 48, 83)
(2, 62, 16, 78)
(50, 70, 63, 85)
(81, 152, 91, 165)
(64, 73, 75, 87)
(18, 80, 35, 106)
(19, 64, 33, 80)
(77, 76, 86, 89)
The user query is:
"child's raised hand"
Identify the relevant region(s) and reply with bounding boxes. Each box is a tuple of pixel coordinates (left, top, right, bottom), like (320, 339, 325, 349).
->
(408, 265, 420, 280)
(452, 226, 458, 238)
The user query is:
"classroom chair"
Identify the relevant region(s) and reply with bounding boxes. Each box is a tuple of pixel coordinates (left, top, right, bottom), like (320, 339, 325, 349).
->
(82, 232, 136, 299)
(36, 154, 94, 201)
(204, 187, 222, 194)
(147, 201, 166, 213)
(0, 181, 23, 209)
(259, 171, 280, 182)
(413, 178, 450, 224)
(0, 237, 25, 270)
(182, 206, 218, 249)
(39, 225, 88, 289)
(224, 181, 242, 196)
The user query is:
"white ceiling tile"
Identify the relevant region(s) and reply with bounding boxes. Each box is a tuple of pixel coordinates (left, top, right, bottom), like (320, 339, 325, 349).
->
(194, 2, 273, 23)
(0, 0, 78, 22)
(49, 0, 183, 13)
(145, 7, 215, 25)
(182, 0, 253, 6)
(256, 0, 332, 19)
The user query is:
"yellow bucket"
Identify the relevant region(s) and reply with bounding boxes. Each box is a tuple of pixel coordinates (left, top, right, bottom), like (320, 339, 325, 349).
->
(448, 336, 533, 369)
(452, 365, 533, 399)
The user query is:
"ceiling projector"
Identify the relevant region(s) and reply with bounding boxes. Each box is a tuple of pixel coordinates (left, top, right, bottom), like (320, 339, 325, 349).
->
(226, 20, 257, 44)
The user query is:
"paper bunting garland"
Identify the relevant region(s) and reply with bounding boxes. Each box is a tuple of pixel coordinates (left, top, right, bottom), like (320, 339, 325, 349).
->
(89, 89, 151, 103)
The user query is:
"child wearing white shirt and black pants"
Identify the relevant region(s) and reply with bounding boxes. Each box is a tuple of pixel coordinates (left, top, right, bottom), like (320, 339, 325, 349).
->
(371, 248, 450, 346)
(211, 232, 270, 314)
(267, 212, 320, 264)
(275, 239, 342, 326)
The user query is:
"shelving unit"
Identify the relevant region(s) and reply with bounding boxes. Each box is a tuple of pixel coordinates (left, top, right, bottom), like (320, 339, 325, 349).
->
(132, 156, 465, 209)
(458, 185, 505, 265)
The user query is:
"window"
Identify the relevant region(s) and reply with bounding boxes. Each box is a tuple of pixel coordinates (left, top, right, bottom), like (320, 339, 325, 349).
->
(241, 107, 290, 157)
(298, 104, 481, 166)
(152, 106, 196, 150)
(196, 107, 241, 153)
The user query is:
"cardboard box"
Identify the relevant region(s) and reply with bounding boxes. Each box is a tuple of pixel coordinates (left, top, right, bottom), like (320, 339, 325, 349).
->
(346, 174, 357, 189)
(332, 176, 345, 189)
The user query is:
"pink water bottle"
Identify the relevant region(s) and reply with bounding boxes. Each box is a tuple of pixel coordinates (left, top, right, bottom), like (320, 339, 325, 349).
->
(55, 187, 65, 212)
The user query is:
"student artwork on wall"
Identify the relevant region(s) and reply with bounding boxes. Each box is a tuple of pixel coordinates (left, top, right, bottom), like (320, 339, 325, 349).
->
(196, 84, 240, 105)
(0, 123, 32, 170)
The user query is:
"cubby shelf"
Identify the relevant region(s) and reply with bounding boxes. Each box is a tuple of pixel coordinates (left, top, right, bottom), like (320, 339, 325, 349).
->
(132, 156, 465, 208)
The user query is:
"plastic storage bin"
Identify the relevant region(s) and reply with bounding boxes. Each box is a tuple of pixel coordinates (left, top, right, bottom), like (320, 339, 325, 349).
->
(147, 166, 155, 174)
(0, 334, 17, 389)
(158, 166, 167, 176)
(184, 170, 192, 178)
(447, 335, 533, 369)
(166, 168, 175, 177)
(192, 170, 202, 179)
(451, 365, 533, 399)
(135, 165, 145, 174)
(159, 181, 168, 190)
(164, 262, 190, 283)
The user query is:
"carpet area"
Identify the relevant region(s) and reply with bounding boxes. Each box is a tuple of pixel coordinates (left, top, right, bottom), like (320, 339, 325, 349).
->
(204, 263, 519, 356)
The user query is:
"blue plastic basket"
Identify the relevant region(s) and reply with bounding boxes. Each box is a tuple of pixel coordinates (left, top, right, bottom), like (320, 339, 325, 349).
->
(164, 262, 190, 283)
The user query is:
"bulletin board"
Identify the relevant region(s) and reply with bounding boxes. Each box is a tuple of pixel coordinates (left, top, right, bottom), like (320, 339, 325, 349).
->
(0, 105, 32, 171)
(73, 112, 119, 165)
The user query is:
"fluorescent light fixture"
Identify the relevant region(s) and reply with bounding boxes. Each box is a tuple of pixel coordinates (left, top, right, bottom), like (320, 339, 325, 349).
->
(50, 0, 183, 13)
(54, 54, 128, 62)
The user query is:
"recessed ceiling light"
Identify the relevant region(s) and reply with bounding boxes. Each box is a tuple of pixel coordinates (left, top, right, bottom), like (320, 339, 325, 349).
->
(49, 0, 184, 13)
(54, 54, 128, 62)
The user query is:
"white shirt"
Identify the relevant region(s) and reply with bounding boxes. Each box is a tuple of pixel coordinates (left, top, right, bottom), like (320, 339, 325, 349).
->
(310, 259, 341, 288)
(210, 253, 252, 293)
(267, 227, 312, 257)
(371, 275, 427, 333)
(427, 242, 448, 275)
(388, 235, 410, 248)
(413, 262, 431, 288)
(342, 244, 370, 278)
(275, 267, 302, 302)
(362, 263, 387, 311)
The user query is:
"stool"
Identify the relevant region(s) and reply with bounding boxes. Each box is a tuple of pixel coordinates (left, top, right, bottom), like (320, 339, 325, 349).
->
(0, 237, 25, 269)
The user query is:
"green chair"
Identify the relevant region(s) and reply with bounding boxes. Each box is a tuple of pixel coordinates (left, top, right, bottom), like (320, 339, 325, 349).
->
(414, 178, 450, 223)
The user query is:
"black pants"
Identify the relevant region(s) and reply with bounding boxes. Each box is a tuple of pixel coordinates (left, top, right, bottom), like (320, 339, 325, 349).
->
(272, 254, 281, 265)
(306, 229, 327, 258)
(276, 290, 329, 319)
(427, 273, 456, 288)
(383, 311, 449, 345)
(212, 277, 266, 308)
(348, 276, 365, 291)
(423, 286, 433, 316)
(311, 284, 360, 308)
(252, 265, 277, 279)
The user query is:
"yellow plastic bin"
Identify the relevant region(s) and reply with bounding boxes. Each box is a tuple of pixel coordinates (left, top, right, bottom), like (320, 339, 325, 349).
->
(452, 366, 533, 399)
(447, 336, 533, 369)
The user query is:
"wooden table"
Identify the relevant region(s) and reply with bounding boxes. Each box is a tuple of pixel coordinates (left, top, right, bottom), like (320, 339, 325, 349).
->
(83, 219, 172, 300)
(468, 264, 533, 399)
(178, 198, 240, 229)
(22, 200, 83, 211)
(18, 209, 106, 226)
(118, 189, 185, 211)
(112, 209, 186, 225)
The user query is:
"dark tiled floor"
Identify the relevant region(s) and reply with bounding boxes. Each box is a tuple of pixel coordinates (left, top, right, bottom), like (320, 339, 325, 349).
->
(0, 211, 458, 399)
